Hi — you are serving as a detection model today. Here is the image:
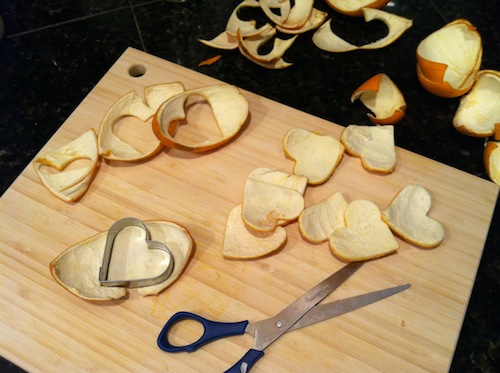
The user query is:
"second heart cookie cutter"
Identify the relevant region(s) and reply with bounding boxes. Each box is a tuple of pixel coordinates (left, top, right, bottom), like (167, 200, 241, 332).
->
(99, 217, 175, 288)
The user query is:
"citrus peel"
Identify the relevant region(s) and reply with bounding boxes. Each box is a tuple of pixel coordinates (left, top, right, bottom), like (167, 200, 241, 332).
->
(33, 129, 99, 202)
(283, 128, 345, 185)
(98, 83, 184, 161)
(416, 19, 482, 98)
(324, 0, 391, 17)
(313, 8, 413, 52)
(223, 205, 287, 259)
(152, 84, 249, 152)
(351, 73, 406, 125)
(453, 70, 500, 137)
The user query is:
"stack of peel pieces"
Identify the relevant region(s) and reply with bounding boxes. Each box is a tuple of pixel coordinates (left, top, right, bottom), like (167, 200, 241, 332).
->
(34, 82, 249, 202)
(199, 0, 412, 69)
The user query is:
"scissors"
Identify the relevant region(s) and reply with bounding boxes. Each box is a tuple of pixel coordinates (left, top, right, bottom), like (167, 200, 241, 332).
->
(157, 262, 410, 372)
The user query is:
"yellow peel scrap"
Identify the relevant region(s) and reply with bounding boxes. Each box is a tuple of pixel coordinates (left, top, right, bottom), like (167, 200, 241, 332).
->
(226, 0, 273, 37)
(33, 129, 99, 202)
(238, 27, 298, 63)
(198, 32, 239, 50)
(98, 83, 184, 161)
(313, 8, 413, 52)
(153, 84, 249, 152)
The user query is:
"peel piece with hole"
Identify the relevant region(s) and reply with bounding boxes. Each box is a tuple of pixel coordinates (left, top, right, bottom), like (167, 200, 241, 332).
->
(223, 205, 287, 259)
(298, 191, 348, 244)
(283, 128, 344, 185)
(313, 8, 412, 52)
(33, 129, 99, 202)
(416, 19, 482, 98)
(340, 124, 396, 173)
(241, 168, 307, 232)
(226, 0, 274, 37)
(329, 200, 399, 261)
(153, 84, 249, 152)
(50, 220, 194, 301)
(238, 27, 298, 63)
(324, 0, 390, 17)
(351, 73, 406, 125)
(453, 70, 500, 137)
(382, 185, 445, 248)
(98, 83, 184, 161)
(259, 0, 292, 27)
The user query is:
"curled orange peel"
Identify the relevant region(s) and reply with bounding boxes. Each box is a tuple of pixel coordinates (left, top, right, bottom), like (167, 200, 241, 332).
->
(416, 19, 482, 98)
(453, 70, 500, 137)
(152, 84, 249, 152)
(238, 27, 297, 63)
(324, 0, 391, 17)
(313, 8, 413, 52)
(33, 129, 99, 202)
(98, 83, 184, 161)
(484, 124, 500, 185)
(351, 73, 406, 125)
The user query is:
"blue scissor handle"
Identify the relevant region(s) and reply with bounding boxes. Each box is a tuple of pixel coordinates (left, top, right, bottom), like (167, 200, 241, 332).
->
(225, 349, 265, 373)
(157, 311, 249, 353)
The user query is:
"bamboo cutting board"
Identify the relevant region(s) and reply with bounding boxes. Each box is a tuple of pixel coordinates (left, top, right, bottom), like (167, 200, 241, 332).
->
(1, 48, 498, 372)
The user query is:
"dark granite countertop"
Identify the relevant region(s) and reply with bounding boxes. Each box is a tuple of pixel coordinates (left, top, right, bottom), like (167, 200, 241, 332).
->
(1, 1, 499, 371)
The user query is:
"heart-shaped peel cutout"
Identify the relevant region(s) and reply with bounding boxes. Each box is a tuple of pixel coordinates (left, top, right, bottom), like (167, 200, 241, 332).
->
(340, 124, 396, 173)
(329, 200, 399, 261)
(99, 218, 174, 288)
(223, 205, 287, 259)
(382, 185, 445, 248)
(283, 128, 344, 185)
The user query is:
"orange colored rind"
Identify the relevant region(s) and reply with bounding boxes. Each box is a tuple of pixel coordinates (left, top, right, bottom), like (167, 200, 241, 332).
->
(453, 70, 500, 137)
(351, 73, 406, 125)
(153, 84, 249, 152)
(416, 19, 482, 98)
(324, 0, 390, 17)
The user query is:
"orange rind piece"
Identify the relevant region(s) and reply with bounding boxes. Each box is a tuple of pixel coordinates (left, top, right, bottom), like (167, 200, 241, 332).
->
(238, 27, 297, 64)
(484, 124, 500, 185)
(50, 220, 194, 301)
(98, 83, 184, 161)
(416, 19, 482, 98)
(453, 70, 500, 137)
(313, 8, 412, 52)
(222, 205, 287, 259)
(351, 73, 406, 125)
(283, 128, 345, 185)
(324, 0, 390, 17)
(33, 129, 99, 202)
(153, 84, 249, 152)
(241, 168, 307, 232)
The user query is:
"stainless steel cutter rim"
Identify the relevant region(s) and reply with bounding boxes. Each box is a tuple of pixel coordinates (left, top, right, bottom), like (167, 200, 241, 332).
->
(99, 217, 175, 288)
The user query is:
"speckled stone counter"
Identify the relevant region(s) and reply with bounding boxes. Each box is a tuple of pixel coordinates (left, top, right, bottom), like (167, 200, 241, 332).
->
(1, 1, 499, 371)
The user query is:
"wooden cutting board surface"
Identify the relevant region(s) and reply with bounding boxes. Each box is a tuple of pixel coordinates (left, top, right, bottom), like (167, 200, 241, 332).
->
(1, 48, 498, 372)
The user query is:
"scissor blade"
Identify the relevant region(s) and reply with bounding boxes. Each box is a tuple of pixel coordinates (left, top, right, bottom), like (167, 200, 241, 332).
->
(287, 283, 411, 332)
(250, 261, 363, 351)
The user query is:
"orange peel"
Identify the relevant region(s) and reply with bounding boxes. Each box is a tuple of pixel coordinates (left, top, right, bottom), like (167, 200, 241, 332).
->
(484, 124, 500, 185)
(33, 129, 99, 202)
(453, 70, 500, 137)
(238, 27, 297, 63)
(241, 168, 307, 232)
(324, 0, 391, 17)
(226, 0, 273, 37)
(416, 19, 482, 98)
(50, 220, 194, 301)
(223, 205, 287, 259)
(153, 84, 249, 152)
(98, 83, 184, 161)
(283, 128, 344, 185)
(351, 73, 406, 125)
(313, 8, 412, 52)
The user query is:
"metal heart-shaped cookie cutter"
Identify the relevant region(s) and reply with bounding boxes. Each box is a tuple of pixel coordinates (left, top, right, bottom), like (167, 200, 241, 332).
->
(99, 217, 174, 288)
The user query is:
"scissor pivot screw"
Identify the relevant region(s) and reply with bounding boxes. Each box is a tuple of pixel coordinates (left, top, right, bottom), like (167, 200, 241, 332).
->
(276, 321, 283, 328)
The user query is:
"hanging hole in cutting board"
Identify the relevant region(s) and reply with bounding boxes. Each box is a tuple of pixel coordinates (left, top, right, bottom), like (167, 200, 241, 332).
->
(129, 64, 147, 77)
